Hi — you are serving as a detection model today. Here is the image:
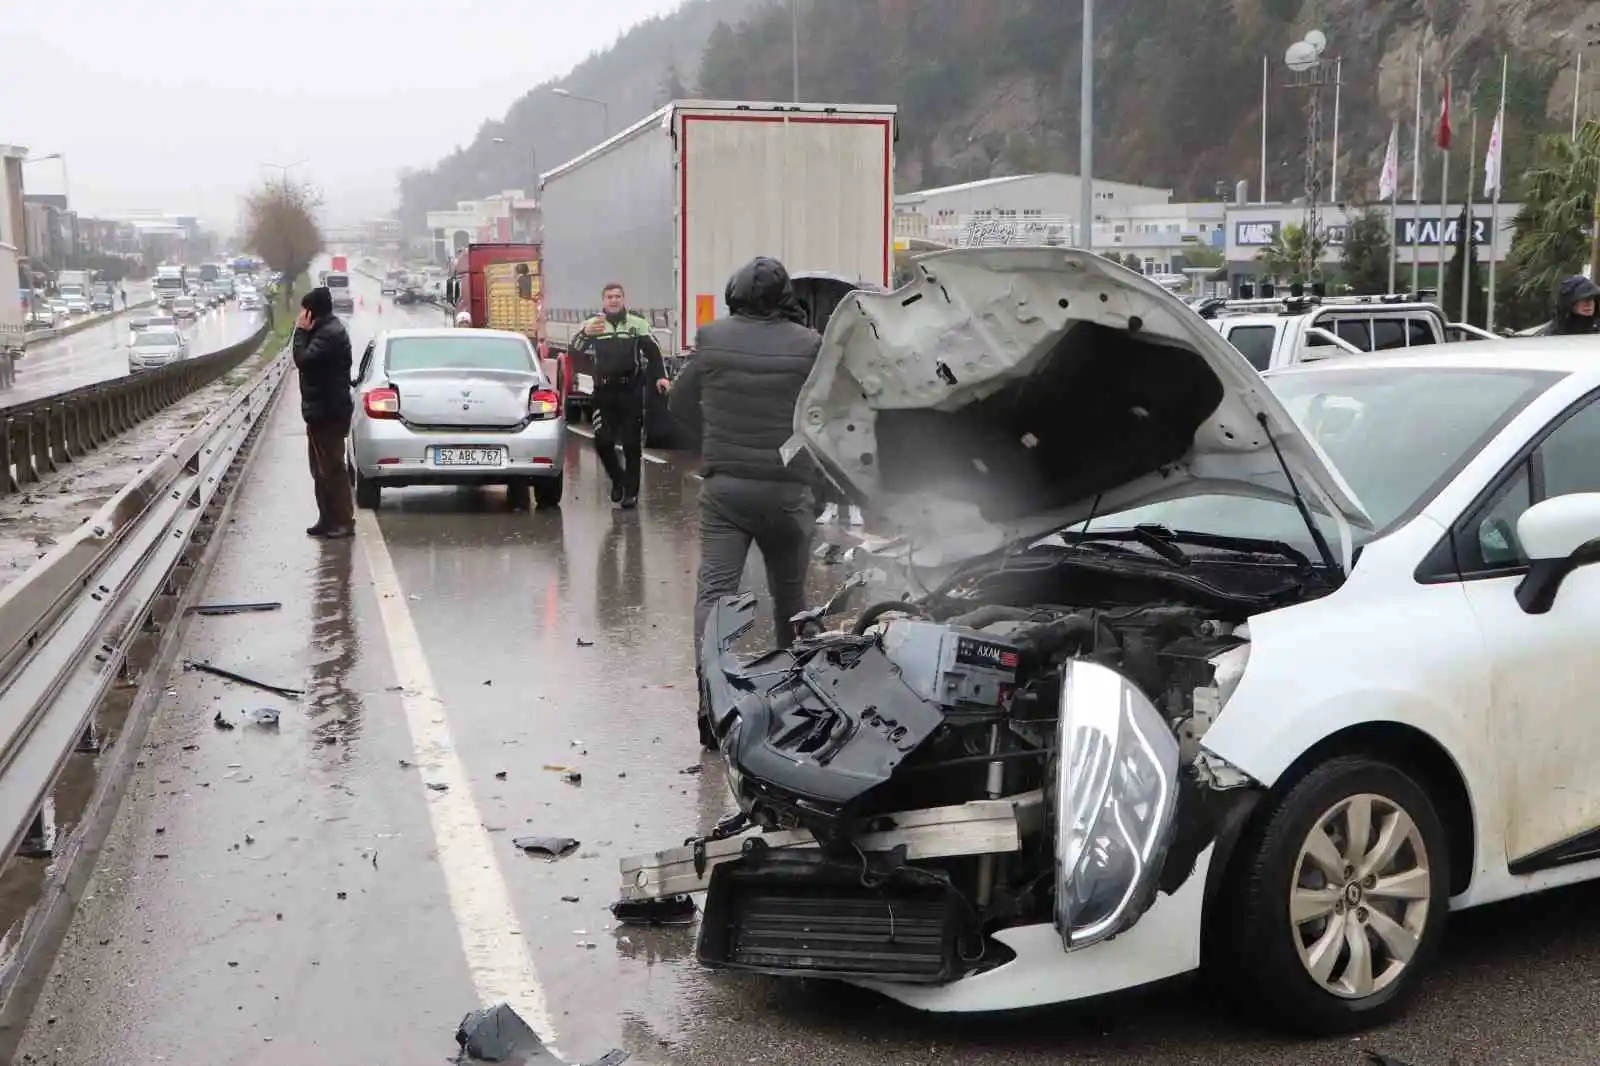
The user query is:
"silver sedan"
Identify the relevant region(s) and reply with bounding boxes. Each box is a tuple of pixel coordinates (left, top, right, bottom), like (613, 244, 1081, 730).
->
(127, 327, 188, 372)
(347, 327, 566, 510)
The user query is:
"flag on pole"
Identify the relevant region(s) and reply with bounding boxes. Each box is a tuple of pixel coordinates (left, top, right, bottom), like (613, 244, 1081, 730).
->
(1378, 121, 1400, 201)
(1483, 107, 1504, 198)
(1437, 76, 1453, 150)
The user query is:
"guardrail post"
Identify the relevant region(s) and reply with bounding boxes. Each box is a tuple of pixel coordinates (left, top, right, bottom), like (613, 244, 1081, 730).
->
(64, 397, 90, 456)
(11, 413, 38, 485)
(0, 415, 15, 494)
(45, 403, 72, 467)
(17, 809, 54, 859)
(76, 720, 102, 754)
(30, 408, 56, 476)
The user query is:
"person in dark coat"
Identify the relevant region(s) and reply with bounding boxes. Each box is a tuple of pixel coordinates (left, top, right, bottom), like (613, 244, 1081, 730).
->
(669, 256, 821, 748)
(1543, 275, 1600, 335)
(292, 287, 355, 538)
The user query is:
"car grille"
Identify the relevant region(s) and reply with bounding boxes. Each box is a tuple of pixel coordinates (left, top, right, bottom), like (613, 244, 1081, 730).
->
(697, 851, 963, 984)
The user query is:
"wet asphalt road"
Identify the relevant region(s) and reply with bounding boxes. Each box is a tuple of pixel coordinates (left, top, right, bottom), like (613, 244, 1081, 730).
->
(5, 297, 262, 407)
(14, 271, 1600, 1066)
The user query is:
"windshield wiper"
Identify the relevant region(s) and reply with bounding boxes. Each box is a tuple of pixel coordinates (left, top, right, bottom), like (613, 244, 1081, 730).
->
(1058, 526, 1190, 567)
(1255, 411, 1342, 580)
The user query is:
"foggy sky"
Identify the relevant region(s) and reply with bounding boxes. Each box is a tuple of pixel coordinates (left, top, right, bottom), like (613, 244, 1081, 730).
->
(0, 0, 684, 233)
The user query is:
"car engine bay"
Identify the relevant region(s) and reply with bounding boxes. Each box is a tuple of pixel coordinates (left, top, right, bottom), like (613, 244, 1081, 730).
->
(664, 541, 1333, 986)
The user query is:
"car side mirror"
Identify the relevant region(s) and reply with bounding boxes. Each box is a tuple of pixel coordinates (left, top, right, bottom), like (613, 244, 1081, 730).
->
(1514, 493, 1600, 614)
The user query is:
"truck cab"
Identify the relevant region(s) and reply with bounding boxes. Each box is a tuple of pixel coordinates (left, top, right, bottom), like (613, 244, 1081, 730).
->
(1200, 294, 1498, 371)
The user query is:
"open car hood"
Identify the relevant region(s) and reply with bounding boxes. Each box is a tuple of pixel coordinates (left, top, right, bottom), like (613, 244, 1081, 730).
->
(788, 246, 1372, 568)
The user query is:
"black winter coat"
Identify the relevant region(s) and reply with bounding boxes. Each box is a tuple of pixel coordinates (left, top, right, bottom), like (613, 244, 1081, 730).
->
(293, 315, 355, 426)
(668, 257, 820, 482)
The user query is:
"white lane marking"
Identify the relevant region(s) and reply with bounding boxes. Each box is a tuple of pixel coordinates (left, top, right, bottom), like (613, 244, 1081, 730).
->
(355, 511, 559, 1051)
(565, 422, 667, 464)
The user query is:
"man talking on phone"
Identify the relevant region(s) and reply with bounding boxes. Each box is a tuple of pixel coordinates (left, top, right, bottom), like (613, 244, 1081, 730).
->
(293, 286, 355, 538)
(569, 282, 669, 509)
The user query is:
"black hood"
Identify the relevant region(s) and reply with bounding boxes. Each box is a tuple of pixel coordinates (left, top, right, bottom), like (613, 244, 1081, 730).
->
(1557, 275, 1600, 317)
(726, 256, 802, 322)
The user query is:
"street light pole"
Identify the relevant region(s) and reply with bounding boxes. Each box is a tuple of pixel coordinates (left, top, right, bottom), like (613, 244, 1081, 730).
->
(1078, 0, 1094, 254)
(791, 0, 801, 102)
(551, 89, 611, 136)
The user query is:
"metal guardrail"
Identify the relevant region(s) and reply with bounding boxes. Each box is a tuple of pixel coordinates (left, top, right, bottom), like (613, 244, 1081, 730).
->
(0, 345, 290, 869)
(0, 322, 270, 497)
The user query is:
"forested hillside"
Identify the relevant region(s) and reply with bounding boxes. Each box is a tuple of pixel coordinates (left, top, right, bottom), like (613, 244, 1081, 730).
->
(400, 0, 1592, 228)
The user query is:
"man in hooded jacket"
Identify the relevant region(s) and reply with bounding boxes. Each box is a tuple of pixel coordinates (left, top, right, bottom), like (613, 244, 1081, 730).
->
(669, 256, 821, 747)
(1543, 275, 1600, 335)
(293, 286, 356, 538)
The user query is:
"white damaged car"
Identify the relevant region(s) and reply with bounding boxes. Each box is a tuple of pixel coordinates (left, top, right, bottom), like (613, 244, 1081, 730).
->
(619, 246, 1600, 1033)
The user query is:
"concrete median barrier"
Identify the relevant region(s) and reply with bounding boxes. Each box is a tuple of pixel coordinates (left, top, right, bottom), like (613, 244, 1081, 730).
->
(0, 321, 271, 496)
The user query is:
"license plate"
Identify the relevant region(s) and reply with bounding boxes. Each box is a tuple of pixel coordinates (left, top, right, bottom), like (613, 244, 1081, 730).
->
(433, 447, 505, 467)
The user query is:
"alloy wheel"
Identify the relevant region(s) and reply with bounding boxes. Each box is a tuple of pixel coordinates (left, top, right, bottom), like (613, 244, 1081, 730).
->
(1289, 792, 1431, 1000)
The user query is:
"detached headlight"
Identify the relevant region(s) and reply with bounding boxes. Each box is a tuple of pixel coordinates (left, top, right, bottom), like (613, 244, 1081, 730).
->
(1053, 659, 1181, 951)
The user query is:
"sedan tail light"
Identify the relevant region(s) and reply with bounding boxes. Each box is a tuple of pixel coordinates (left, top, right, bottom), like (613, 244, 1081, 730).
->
(528, 387, 561, 420)
(364, 386, 401, 419)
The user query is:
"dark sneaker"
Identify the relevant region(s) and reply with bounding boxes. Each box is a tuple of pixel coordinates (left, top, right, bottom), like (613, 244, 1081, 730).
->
(305, 524, 329, 537)
(610, 481, 625, 504)
(620, 496, 638, 510)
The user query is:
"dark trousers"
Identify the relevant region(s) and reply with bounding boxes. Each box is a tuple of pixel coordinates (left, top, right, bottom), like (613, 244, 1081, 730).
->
(693, 475, 815, 660)
(307, 420, 354, 530)
(592, 382, 644, 497)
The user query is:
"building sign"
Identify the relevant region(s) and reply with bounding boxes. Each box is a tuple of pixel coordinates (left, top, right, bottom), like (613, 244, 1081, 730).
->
(1234, 220, 1281, 246)
(959, 217, 1074, 247)
(1395, 216, 1490, 246)
(1323, 224, 1347, 247)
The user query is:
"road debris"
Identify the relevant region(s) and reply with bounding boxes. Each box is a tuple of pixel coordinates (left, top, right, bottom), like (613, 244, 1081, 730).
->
(678, 764, 702, 775)
(426, 782, 450, 792)
(610, 895, 697, 926)
(560, 771, 582, 786)
(513, 836, 579, 861)
(453, 1002, 628, 1064)
(575, 637, 594, 647)
(190, 601, 283, 616)
(244, 707, 280, 727)
(182, 659, 304, 699)
(212, 712, 235, 731)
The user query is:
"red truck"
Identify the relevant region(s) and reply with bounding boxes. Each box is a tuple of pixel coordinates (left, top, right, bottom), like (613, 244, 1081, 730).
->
(330, 254, 348, 273)
(444, 242, 569, 405)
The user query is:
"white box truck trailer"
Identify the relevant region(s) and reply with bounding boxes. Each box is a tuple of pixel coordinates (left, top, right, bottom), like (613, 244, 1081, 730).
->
(539, 99, 897, 442)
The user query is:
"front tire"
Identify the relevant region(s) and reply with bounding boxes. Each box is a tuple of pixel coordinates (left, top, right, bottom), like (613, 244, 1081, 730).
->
(1217, 755, 1449, 1035)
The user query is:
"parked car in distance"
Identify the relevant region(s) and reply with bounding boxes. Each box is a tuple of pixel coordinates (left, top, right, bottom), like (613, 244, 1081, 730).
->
(127, 327, 187, 371)
(27, 305, 62, 329)
(347, 327, 566, 511)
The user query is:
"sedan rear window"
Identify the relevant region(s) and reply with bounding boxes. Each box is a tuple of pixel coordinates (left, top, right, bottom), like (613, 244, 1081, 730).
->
(136, 331, 181, 347)
(384, 336, 535, 373)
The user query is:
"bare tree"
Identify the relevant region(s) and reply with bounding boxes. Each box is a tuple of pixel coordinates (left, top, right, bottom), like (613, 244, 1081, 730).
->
(242, 177, 324, 307)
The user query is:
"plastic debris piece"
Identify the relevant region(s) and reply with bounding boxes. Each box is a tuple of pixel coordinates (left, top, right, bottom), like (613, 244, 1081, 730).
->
(213, 712, 236, 731)
(244, 707, 280, 727)
(454, 1002, 546, 1063)
(610, 895, 698, 926)
(679, 764, 703, 775)
(575, 637, 594, 647)
(191, 601, 282, 616)
(182, 659, 304, 698)
(427, 782, 450, 792)
(560, 896, 579, 903)
(513, 836, 579, 860)
(561, 771, 582, 786)
(495, 771, 508, 780)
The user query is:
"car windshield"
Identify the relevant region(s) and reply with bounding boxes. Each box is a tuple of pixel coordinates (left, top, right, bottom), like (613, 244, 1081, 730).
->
(136, 331, 181, 347)
(385, 335, 535, 373)
(1063, 365, 1560, 556)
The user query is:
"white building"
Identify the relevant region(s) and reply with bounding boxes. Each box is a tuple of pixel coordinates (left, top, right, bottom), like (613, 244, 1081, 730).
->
(894, 172, 1229, 276)
(426, 189, 540, 264)
(895, 173, 1173, 247)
